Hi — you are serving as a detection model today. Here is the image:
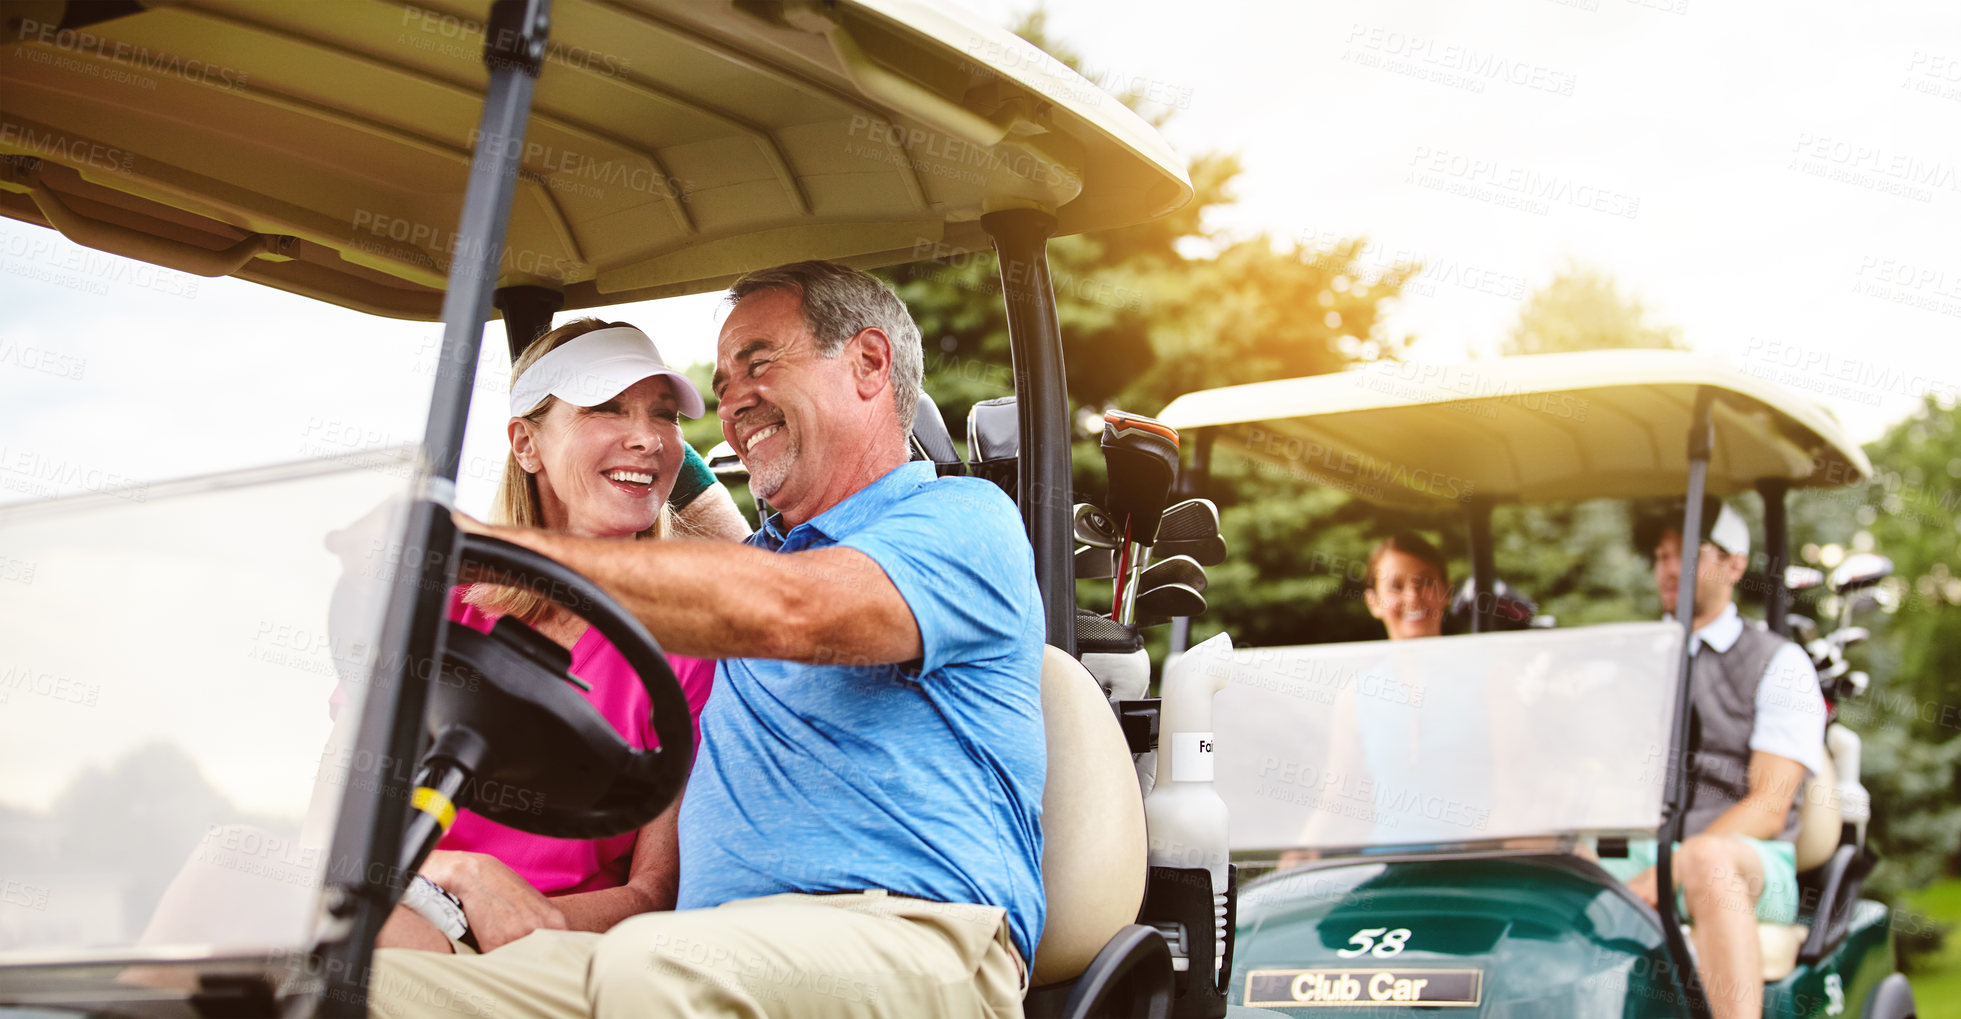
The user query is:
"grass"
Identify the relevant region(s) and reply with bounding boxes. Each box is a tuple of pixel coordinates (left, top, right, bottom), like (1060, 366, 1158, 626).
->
(1904, 878, 1961, 1019)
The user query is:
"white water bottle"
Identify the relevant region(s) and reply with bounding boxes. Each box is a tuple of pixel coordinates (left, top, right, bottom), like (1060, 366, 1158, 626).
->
(1144, 632, 1234, 977)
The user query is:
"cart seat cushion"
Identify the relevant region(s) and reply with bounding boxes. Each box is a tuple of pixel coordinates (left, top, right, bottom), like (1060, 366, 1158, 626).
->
(1032, 645, 1148, 986)
(1758, 922, 1807, 982)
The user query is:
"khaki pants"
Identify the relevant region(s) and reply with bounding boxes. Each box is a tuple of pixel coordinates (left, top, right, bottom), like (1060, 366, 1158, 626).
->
(367, 891, 1025, 1019)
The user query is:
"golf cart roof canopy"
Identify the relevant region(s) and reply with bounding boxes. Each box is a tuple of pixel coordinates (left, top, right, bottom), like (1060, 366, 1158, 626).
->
(0, 0, 1192, 319)
(1158, 350, 1874, 510)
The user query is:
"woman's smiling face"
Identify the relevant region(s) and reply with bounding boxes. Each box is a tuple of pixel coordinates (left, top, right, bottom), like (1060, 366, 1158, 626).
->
(1366, 548, 1448, 640)
(512, 375, 684, 538)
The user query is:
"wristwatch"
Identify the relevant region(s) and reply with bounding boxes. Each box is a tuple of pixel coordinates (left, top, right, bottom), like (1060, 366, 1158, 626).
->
(402, 875, 476, 949)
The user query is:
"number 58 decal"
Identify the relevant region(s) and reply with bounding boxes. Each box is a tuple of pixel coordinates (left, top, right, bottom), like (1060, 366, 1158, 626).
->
(1336, 927, 1411, 958)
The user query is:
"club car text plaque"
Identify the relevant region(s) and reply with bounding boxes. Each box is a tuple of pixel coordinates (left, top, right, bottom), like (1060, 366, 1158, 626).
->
(1244, 968, 1483, 1008)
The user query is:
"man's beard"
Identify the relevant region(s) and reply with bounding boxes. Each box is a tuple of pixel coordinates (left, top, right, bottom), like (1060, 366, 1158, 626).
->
(746, 432, 797, 502)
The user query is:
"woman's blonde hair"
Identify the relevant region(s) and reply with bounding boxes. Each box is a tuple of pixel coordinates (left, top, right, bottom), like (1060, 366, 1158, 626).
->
(468, 317, 676, 622)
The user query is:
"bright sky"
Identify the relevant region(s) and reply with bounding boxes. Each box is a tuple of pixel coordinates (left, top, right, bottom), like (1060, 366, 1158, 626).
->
(955, 0, 1961, 445)
(5, 0, 1957, 516)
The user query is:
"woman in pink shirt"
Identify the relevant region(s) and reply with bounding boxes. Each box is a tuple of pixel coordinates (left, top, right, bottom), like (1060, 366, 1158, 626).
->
(377, 317, 743, 953)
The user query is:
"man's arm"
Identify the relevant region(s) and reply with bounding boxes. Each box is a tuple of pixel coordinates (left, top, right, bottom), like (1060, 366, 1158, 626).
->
(466, 518, 921, 664)
(1699, 750, 1809, 841)
(1622, 750, 1805, 906)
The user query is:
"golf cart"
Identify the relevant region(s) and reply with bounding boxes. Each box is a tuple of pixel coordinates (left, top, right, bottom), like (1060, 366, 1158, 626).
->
(1157, 352, 1916, 1017)
(0, 1, 1248, 1016)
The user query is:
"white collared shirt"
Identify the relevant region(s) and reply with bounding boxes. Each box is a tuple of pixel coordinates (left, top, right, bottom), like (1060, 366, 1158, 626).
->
(1689, 603, 1828, 776)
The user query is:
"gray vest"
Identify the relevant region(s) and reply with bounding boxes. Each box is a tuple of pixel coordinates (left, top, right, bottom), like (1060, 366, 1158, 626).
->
(1682, 617, 1802, 842)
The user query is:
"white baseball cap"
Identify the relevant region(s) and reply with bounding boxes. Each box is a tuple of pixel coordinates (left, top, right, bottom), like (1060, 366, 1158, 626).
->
(1707, 500, 1750, 558)
(509, 326, 704, 420)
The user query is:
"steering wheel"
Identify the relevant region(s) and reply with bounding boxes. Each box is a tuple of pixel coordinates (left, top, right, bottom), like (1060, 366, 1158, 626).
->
(421, 532, 694, 840)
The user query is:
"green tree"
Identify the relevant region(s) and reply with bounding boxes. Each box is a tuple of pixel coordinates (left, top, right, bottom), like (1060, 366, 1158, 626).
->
(868, 11, 1418, 644)
(1503, 266, 1685, 356)
(1791, 393, 1961, 895)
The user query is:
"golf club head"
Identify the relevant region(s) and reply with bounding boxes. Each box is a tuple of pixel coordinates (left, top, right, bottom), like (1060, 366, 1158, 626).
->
(1134, 580, 1206, 620)
(967, 396, 1019, 501)
(1829, 552, 1893, 595)
(1784, 565, 1826, 593)
(1156, 498, 1220, 544)
(1829, 626, 1871, 650)
(1073, 503, 1121, 549)
(1842, 587, 1888, 618)
(1100, 411, 1179, 543)
(705, 440, 748, 480)
(1139, 554, 1206, 595)
(1075, 544, 1117, 580)
(1155, 534, 1228, 567)
(1786, 613, 1820, 645)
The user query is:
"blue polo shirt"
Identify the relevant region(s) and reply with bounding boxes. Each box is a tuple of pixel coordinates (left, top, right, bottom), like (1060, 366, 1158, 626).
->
(675, 461, 1047, 962)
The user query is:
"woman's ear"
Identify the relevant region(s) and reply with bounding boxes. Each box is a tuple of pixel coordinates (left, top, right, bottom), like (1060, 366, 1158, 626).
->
(1363, 586, 1384, 620)
(509, 417, 541, 473)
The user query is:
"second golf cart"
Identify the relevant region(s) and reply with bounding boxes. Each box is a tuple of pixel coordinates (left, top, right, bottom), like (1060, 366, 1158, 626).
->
(1158, 352, 1915, 1018)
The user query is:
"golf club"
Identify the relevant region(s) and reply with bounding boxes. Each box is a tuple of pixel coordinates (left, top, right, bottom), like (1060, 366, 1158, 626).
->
(1154, 498, 1227, 566)
(1075, 544, 1117, 580)
(1156, 498, 1219, 542)
(1074, 502, 1122, 549)
(1100, 410, 1180, 623)
(1134, 581, 1206, 624)
(1138, 554, 1206, 595)
(1154, 533, 1228, 568)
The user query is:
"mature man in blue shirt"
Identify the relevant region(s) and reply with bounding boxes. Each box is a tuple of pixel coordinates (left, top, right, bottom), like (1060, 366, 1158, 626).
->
(372, 261, 1045, 1019)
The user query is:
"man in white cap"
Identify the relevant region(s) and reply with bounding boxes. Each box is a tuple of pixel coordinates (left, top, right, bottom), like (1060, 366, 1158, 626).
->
(1606, 497, 1827, 1019)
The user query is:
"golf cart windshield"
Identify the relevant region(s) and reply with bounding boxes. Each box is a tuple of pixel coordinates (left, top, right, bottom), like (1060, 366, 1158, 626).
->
(1215, 621, 1684, 853)
(0, 454, 409, 985)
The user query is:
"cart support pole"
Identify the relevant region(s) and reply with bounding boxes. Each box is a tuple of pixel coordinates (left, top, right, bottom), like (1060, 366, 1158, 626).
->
(496, 284, 566, 360)
(315, 2, 553, 1014)
(1466, 497, 1495, 633)
(984, 209, 1075, 655)
(1759, 478, 1791, 638)
(1657, 387, 1716, 1019)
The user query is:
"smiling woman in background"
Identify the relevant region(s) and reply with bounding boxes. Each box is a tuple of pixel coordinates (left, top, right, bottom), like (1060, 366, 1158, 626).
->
(1363, 531, 1448, 640)
(377, 318, 741, 954)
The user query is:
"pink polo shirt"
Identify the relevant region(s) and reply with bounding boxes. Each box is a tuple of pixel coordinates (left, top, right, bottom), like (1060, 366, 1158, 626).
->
(434, 592, 716, 896)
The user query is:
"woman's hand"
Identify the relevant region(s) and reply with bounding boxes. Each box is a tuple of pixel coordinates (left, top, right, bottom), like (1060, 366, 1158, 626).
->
(423, 850, 568, 951)
(451, 509, 495, 537)
(375, 902, 456, 952)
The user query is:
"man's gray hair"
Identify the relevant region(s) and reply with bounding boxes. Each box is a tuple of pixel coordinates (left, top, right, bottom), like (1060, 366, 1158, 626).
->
(726, 261, 925, 432)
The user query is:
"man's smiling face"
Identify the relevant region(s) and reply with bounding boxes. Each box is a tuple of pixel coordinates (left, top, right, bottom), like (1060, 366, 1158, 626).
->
(713, 287, 857, 516)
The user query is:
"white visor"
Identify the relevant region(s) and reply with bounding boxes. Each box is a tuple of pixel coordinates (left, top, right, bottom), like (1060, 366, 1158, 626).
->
(509, 326, 704, 420)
